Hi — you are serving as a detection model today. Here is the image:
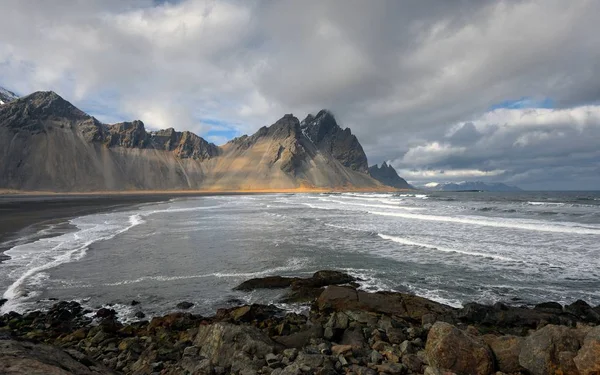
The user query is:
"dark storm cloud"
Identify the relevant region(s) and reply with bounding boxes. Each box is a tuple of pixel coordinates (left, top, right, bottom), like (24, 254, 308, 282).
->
(0, 0, 599, 188)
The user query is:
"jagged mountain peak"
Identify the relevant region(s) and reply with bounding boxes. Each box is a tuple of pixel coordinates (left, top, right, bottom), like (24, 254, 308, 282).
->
(368, 162, 412, 189)
(267, 113, 302, 138)
(300, 109, 339, 142)
(300, 109, 368, 173)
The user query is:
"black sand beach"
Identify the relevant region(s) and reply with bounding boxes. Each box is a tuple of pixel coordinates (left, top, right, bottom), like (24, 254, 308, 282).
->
(0, 191, 286, 262)
(0, 194, 176, 262)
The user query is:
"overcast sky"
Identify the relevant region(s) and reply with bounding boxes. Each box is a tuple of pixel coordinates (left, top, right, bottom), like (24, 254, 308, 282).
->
(1, 0, 599, 190)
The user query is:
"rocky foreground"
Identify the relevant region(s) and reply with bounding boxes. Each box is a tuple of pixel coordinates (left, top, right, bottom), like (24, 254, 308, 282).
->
(1, 271, 599, 375)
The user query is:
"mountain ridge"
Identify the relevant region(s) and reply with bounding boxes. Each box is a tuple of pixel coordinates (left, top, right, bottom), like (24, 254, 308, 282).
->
(0, 90, 388, 192)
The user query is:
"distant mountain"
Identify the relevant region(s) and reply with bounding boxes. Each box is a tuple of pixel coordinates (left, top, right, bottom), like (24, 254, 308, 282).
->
(368, 162, 412, 189)
(0, 91, 383, 192)
(300, 110, 368, 173)
(423, 181, 523, 192)
(0, 86, 18, 105)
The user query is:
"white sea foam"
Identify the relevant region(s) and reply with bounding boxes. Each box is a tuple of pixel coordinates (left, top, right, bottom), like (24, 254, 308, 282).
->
(147, 205, 225, 215)
(406, 286, 463, 308)
(396, 194, 429, 199)
(377, 233, 515, 261)
(0, 200, 231, 313)
(102, 258, 308, 287)
(1, 213, 146, 313)
(302, 203, 336, 210)
(342, 193, 394, 198)
(527, 201, 565, 206)
(343, 268, 398, 293)
(324, 223, 356, 231)
(318, 198, 423, 211)
(369, 211, 600, 235)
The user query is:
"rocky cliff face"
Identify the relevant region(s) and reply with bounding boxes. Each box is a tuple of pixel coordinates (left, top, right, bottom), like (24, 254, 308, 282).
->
(300, 110, 369, 173)
(368, 162, 412, 189)
(0, 91, 381, 191)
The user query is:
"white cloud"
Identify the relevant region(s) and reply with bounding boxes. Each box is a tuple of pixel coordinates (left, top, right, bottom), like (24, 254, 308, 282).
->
(401, 142, 466, 165)
(397, 168, 506, 180)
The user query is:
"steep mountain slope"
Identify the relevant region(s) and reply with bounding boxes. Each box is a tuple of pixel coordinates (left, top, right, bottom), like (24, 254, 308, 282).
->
(202, 114, 377, 190)
(368, 162, 412, 189)
(0, 91, 382, 192)
(423, 181, 523, 192)
(300, 110, 368, 173)
(0, 86, 18, 105)
(0, 92, 215, 191)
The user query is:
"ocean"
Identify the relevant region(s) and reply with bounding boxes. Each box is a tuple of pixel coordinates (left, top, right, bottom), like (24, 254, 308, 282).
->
(1, 191, 599, 320)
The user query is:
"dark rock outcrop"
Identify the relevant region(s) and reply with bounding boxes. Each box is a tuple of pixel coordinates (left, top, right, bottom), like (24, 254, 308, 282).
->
(317, 286, 455, 322)
(234, 270, 359, 305)
(2, 279, 600, 375)
(175, 301, 194, 310)
(301, 110, 369, 173)
(234, 276, 299, 291)
(368, 162, 412, 189)
(0, 339, 117, 374)
(457, 301, 598, 331)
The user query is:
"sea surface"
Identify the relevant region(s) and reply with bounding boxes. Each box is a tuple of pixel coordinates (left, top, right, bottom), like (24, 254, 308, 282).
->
(1, 191, 599, 320)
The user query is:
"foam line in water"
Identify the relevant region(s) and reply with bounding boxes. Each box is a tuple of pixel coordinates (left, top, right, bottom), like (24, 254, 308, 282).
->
(102, 258, 308, 287)
(527, 201, 565, 206)
(147, 205, 226, 215)
(342, 193, 394, 198)
(0, 200, 232, 313)
(377, 233, 515, 261)
(319, 198, 423, 211)
(369, 211, 600, 235)
(1, 214, 146, 313)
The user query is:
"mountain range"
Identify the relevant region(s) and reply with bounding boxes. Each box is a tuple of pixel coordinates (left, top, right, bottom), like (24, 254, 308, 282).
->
(0, 89, 409, 192)
(422, 181, 523, 192)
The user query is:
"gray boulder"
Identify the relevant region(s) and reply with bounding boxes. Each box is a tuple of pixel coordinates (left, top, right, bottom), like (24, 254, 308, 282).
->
(483, 335, 524, 373)
(425, 322, 494, 375)
(574, 326, 600, 375)
(194, 322, 278, 371)
(519, 324, 582, 375)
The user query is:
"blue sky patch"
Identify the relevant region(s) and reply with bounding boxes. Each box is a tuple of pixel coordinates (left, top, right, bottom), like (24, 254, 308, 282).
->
(489, 96, 554, 110)
(202, 119, 240, 145)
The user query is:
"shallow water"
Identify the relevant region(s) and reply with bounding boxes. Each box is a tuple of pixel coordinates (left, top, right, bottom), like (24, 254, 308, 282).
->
(1, 191, 599, 321)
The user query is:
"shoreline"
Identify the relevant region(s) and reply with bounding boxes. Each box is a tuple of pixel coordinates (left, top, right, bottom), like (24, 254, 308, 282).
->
(0, 187, 411, 196)
(1, 270, 599, 375)
(0, 188, 409, 262)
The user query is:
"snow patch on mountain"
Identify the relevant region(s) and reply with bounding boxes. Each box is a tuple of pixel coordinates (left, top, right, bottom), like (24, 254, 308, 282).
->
(0, 86, 19, 105)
